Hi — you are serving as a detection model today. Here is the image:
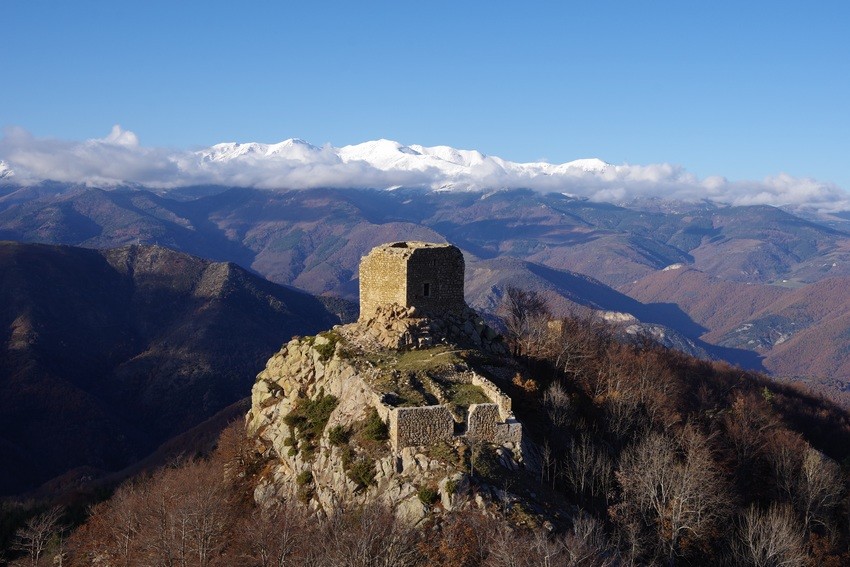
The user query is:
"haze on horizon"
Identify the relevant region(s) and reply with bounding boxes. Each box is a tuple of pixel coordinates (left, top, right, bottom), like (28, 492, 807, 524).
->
(2, 1, 848, 193)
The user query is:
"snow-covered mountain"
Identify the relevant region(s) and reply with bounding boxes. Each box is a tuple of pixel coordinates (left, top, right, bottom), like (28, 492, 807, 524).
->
(192, 137, 613, 189)
(2, 127, 848, 212)
(0, 160, 13, 180)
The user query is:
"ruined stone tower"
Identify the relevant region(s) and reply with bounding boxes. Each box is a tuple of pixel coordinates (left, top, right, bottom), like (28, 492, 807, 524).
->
(359, 241, 465, 320)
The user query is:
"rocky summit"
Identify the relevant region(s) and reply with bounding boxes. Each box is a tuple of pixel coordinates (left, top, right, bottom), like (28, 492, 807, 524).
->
(245, 242, 540, 523)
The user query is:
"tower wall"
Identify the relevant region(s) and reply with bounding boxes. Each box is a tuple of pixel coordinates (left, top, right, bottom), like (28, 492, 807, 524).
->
(359, 250, 408, 319)
(358, 241, 465, 320)
(404, 245, 465, 314)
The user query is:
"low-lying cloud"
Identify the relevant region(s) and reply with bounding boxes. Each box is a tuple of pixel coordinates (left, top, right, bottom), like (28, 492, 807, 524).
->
(2, 126, 849, 212)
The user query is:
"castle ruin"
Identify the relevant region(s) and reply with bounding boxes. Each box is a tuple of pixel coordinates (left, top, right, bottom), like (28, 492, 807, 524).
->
(359, 241, 465, 320)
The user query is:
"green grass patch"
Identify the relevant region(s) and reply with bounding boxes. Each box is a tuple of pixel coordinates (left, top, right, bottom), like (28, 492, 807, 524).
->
(448, 383, 490, 408)
(426, 441, 464, 469)
(394, 345, 463, 372)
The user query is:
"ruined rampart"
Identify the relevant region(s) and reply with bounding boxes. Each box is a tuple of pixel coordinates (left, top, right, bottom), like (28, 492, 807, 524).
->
(390, 405, 455, 450)
(471, 373, 512, 420)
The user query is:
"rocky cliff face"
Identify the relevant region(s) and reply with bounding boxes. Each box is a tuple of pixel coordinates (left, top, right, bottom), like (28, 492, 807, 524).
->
(246, 306, 531, 523)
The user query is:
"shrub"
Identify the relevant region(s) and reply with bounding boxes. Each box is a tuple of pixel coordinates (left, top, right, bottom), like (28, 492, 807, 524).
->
(296, 470, 315, 503)
(328, 424, 351, 446)
(296, 470, 313, 486)
(314, 332, 341, 362)
(362, 408, 389, 441)
(282, 389, 339, 458)
(347, 458, 376, 489)
(418, 486, 439, 505)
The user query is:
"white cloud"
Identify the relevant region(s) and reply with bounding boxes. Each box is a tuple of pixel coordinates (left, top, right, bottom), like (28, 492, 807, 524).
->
(1, 126, 849, 212)
(102, 124, 139, 147)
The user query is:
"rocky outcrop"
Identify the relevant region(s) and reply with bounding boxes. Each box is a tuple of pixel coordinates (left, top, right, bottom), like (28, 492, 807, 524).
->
(347, 303, 507, 354)
(246, 305, 525, 523)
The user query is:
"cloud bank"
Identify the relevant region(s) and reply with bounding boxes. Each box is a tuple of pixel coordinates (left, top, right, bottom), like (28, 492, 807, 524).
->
(2, 126, 849, 212)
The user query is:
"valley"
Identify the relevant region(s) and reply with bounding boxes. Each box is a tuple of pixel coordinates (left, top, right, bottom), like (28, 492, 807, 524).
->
(3, 185, 850, 402)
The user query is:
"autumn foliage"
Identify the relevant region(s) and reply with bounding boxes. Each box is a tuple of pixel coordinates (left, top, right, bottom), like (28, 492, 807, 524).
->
(10, 289, 850, 566)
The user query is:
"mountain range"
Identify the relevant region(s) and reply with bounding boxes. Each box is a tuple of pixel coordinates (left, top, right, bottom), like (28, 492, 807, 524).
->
(0, 241, 342, 495)
(3, 185, 850, 407)
(3, 132, 847, 211)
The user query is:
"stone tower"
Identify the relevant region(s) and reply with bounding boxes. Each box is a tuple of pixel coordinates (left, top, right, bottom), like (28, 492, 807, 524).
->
(358, 241, 465, 320)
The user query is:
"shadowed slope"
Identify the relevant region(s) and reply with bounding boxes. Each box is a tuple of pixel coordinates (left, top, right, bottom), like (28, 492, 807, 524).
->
(0, 241, 339, 494)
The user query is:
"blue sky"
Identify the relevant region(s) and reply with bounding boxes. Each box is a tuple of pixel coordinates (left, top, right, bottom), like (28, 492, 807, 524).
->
(2, 1, 849, 188)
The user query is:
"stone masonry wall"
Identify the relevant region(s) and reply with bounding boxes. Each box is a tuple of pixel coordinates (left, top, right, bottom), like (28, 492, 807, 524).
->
(471, 373, 512, 420)
(391, 405, 455, 450)
(405, 245, 465, 315)
(359, 248, 408, 320)
(358, 242, 465, 320)
(467, 403, 501, 439)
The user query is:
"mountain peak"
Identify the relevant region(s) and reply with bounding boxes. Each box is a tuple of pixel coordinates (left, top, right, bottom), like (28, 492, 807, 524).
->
(0, 160, 14, 180)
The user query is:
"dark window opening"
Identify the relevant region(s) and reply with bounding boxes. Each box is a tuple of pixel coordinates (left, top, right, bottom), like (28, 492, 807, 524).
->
(423, 283, 431, 297)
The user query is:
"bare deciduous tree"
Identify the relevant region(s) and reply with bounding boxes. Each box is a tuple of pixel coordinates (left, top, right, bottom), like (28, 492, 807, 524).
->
(500, 286, 550, 357)
(10, 507, 64, 567)
(323, 502, 421, 567)
(767, 438, 844, 534)
(562, 514, 619, 567)
(798, 447, 843, 532)
(734, 504, 806, 567)
(563, 435, 614, 506)
(615, 427, 729, 564)
(543, 381, 572, 429)
(236, 501, 309, 567)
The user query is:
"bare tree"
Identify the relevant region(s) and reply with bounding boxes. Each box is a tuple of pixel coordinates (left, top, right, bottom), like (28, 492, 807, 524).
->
(734, 504, 807, 567)
(797, 447, 843, 532)
(562, 514, 619, 567)
(540, 439, 557, 488)
(543, 381, 572, 429)
(767, 439, 844, 533)
(68, 483, 143, 566)
(10, 507, 64, 567)
(615, 427, 729, 564)
(464, 431, 489, 479)
(323, 502, 421, 567)
(500, 286, 550, 357)
(236, 501, 309, 567)
(552, 314, 609, 380)
(562, 435, 614, 506)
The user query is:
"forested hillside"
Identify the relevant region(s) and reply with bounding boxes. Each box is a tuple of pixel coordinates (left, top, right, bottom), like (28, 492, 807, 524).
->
(19, 294, 850, 567)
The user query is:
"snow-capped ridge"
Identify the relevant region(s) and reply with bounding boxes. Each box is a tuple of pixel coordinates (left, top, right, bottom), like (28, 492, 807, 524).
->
(0, 161, 13, 180)
(2, 128, 849, 213)
(559, 158, 611, 172)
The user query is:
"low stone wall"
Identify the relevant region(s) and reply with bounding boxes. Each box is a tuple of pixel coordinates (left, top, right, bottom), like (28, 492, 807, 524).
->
(471, 373, 512, 420)
(391, 405, 454, 450)
(370, 392, 395, 424)
(467, 403, 501, 439)
(389, 399, 523, 450)
(467, 404, 522, 446)
(494, 419, 523, 446)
